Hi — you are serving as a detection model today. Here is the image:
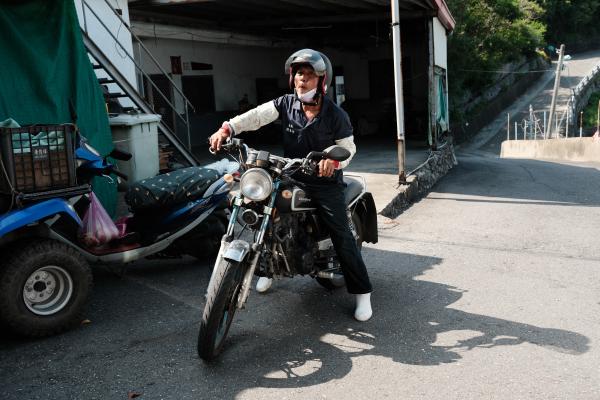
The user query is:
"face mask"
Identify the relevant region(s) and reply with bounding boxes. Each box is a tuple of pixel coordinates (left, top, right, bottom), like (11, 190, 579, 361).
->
(297, 88, 317, 103)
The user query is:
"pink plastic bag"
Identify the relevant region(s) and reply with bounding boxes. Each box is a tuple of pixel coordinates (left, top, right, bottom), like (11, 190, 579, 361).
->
(78, 192, 119, 247)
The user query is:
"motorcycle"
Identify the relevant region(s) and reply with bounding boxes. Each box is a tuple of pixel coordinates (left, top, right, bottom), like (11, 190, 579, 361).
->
(197, 138, 378, 361)
(0, 135, 238, 337)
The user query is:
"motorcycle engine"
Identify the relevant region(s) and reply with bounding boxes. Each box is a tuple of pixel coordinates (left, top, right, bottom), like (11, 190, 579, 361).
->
(271, 213, 316, 275)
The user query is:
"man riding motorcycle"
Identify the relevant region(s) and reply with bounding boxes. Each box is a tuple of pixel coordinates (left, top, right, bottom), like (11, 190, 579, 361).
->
(209, 49, 373, 321)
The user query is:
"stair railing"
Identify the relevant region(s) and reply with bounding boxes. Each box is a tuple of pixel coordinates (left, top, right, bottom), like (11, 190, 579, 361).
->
(79, 0, 194, 153)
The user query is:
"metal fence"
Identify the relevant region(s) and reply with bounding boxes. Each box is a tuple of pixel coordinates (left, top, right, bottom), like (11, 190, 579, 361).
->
(505, 101, 588, 141)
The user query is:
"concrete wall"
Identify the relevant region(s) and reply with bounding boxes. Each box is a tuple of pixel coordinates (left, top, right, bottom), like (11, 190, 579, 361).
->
(433, 17, 447, 70)
(453, 57, 549, 143)
(130, 25, 372, 146)
(325, 48, 370, 100)
(75, 0, 137, 94)
(134, 30, 371, 112)
(501, 137, 600, 162)
(137, 38, 287, 111)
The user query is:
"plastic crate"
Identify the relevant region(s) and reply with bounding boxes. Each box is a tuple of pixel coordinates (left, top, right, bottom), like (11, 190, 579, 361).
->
(0, 124, 77, 197)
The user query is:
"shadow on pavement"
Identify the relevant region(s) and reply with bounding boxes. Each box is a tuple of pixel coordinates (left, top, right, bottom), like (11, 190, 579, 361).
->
(0, 246, 590, 399)
(200, 247, 589, 396)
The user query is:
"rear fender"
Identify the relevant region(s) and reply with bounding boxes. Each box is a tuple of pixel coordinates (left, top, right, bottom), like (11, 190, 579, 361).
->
(0, 199, 81, 238)
(352, 192, 378, 244)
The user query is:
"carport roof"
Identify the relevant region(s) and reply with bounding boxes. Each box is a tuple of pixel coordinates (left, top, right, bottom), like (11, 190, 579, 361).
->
(128, 0, 455, 44)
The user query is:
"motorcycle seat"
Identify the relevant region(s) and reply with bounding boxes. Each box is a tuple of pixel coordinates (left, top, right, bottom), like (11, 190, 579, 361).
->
(343, 176, 364, 205)
(125, 166, 222, 211)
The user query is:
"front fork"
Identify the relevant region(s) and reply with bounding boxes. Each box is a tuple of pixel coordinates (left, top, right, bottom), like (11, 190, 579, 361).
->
(206, 182, 279, 309)
(205, 199, 242, 292)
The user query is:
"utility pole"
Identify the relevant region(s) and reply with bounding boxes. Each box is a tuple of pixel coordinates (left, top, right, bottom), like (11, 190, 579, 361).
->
(428, 20, 437, 151)
(546, 44, 565, 139)
(391, 0, 406, 184)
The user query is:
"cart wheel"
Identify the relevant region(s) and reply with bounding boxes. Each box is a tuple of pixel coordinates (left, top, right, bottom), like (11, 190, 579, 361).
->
(0, 240, 92, 337)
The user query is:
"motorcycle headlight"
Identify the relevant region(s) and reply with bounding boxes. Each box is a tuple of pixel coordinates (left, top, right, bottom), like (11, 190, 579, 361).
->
(240, 168, 273, 201)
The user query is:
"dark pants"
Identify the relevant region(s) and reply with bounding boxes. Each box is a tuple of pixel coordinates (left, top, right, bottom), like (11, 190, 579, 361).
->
(304, 182, 373, 294)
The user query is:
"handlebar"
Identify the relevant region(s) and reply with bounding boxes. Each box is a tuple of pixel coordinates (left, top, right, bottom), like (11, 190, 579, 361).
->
(209, 137, 342, 177)
(209, 137, 242, 155)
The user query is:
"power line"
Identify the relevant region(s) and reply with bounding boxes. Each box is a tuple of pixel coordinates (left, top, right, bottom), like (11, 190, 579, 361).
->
(456, 68, 553, 74)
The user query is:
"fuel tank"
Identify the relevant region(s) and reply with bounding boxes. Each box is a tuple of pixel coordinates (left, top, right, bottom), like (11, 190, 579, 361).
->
(275, 184, 316, 213)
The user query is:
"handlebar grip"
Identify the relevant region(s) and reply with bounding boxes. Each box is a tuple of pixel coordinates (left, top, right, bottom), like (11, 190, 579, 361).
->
(109, 148, 132, 161)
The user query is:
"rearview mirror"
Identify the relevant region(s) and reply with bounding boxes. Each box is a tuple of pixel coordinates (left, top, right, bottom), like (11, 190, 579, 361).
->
(323, 145, 351, 162)
(109, 147, 132, 161)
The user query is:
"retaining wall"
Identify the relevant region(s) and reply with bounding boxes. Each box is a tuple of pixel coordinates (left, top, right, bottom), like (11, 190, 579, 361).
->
(500, 137, 600, 162)
(381, 143, 457, 218)
(451, 57, 549, 143)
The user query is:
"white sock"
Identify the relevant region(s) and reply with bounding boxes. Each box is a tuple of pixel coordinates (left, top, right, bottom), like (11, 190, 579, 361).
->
(354, 293, 372, 321)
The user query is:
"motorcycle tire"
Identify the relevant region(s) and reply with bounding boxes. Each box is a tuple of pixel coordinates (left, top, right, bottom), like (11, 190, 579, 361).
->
(316, 213, 363, 291)
(0, 239, 93, 337)
(197, 259, 244, 361)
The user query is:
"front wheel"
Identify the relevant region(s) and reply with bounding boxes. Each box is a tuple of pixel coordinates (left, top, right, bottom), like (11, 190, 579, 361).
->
(0, 240, 93, 337)
(197, 259, 244, 361)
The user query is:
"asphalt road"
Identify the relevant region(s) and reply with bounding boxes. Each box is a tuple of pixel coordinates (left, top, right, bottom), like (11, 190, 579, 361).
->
(2, 148, 599, 399)
(3, 51, 600, 400)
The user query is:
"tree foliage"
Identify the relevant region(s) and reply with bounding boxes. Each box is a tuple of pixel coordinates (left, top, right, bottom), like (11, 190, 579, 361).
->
(540, 0, 600, 46)
(446, 0, 600, 126)
(582, 92, 600, 130)
(446, 0, 546, 101)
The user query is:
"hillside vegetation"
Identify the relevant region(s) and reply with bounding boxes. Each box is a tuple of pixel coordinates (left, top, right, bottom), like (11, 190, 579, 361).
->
(446, 0, 600, 120)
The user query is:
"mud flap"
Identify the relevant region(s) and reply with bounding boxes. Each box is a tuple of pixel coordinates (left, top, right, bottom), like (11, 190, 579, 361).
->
(355, 192, 378, 244)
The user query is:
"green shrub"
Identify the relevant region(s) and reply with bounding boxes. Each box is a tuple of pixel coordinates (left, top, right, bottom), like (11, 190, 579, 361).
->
(582, 92, 600, 130)
(446, 0, 546, 117)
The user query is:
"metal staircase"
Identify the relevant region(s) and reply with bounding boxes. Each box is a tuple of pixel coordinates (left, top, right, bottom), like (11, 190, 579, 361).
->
(79, 0, 198, 167)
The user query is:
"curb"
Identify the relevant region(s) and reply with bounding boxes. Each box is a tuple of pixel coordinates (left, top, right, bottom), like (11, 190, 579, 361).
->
(380, 143, 457, 219)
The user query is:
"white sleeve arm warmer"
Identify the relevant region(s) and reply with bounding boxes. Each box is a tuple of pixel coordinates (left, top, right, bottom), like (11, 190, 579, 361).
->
(335, 136, 356, 169)
(227, 101, 279, 135)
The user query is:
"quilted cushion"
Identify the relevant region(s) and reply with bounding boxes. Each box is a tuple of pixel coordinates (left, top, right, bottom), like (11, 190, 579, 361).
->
(125, 166, 221, 211)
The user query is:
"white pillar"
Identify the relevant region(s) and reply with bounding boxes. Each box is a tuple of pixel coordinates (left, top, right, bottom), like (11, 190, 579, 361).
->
(391, 0, 406, 182)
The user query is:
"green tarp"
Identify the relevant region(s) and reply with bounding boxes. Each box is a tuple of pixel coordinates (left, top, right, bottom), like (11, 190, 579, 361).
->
(436, 73, 448, 132)
(0, 0, 116, 214)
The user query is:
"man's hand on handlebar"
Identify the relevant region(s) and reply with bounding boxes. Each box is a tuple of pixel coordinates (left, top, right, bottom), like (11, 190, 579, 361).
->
(209, 122, 232, 152)
(318, 159, 338, 178)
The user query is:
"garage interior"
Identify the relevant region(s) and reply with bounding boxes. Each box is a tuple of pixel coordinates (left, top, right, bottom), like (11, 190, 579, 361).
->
(128, 0, 448, 157)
